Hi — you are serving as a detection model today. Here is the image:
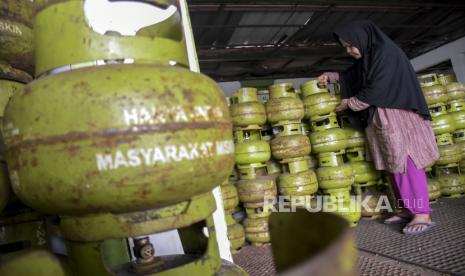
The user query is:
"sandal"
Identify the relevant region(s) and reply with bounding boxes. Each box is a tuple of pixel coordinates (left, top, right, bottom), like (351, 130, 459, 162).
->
(383, 215, 410, 225)
(403, 222, 436, 235)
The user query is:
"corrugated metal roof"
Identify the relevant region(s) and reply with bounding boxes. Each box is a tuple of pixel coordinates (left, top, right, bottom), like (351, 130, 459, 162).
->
(188, 0, 465, 81)
(227, 11, 313, 46)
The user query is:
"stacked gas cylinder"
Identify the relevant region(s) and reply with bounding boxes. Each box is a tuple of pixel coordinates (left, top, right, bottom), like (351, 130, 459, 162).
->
(230, 87, 277, 246)
(267, 83, 318, 199)
(219, 95, 245, 251)
(301, 80, 361, 226)
(419, 73, 465, 200)
(0, 0, 53, 260)
(220, 175, 245, 253)
(339, 116, 385, 217)
(332, 82, 387, 218)
(207, 88, 245, 254)
(1, 1, 249, 275)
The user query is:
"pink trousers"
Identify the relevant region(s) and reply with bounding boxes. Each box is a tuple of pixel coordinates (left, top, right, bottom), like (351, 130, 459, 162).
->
(391, 157, 432, 214)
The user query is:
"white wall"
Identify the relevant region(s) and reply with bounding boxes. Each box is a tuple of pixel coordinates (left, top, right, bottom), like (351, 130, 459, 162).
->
(219, 81, 242, 97)
(410, 36, 465, 83)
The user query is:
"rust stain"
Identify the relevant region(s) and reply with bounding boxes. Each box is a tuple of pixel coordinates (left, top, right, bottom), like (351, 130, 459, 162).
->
(23, 86, 32, 95)
(9, 122, 232, 148)
(182, 89, 194, 103)
(84, 168, 98, 177)
(64, 144, 81, 157)
(31, 157, 38, 167)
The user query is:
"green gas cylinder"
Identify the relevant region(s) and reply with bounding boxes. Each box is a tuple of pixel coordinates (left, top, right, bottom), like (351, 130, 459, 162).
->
(235, 140, 271, 165)
(0, 0, 34, 74)
(310, 128, 348, 154)
(431, 114, 456, 135)
(422, 84, 448, 105)
(236, 177, 277, 209)
(349, 161, 381, 184)
(344, 128, 365, 149)
(317, 165, 354, 191)
(4, 65, 234, 215)
(445, 82, 465, 101)
(266, 83, 304, 124)
(436, 144, 461, 166)
(271, 134, 311, 160)
(279, 169, 318, 196)
(301, 80, 328, 97)
(303, 92, 339, 120)
(34, 0, 189, 76)
(436, 174, 465, 198)
(230, 88, 266, 127)
(243, 217, 270, 246)
(427, 179, 441, 202)
(225, 213, 245, 252)
(221, 182, 239, 213)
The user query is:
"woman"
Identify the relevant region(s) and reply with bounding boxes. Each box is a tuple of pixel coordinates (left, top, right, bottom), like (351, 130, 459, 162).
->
(319, 20, 439, 235)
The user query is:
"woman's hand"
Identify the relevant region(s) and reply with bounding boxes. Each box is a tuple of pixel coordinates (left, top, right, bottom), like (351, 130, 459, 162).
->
(318, 72, 339, 84)
(334, 99, 349, 112)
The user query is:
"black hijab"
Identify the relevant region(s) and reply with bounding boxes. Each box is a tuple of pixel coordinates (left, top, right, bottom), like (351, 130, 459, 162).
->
(334, 20, 431, 128)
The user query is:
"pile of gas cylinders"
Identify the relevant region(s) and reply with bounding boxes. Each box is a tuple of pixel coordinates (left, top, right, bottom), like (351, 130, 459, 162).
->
(0, 1, 252, 275)
(227, 80, 390, 246)
(419, 73, 465, 201)
(0, 0, 54, 268)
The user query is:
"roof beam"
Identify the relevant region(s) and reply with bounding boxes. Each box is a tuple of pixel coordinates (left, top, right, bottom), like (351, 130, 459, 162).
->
(188, 3, 465, 13)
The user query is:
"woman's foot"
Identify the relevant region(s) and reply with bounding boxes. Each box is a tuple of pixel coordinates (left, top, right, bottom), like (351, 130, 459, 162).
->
(384, 215, 408, 224)
(402, 214, 434, 235)
(384, 211, 411, 224)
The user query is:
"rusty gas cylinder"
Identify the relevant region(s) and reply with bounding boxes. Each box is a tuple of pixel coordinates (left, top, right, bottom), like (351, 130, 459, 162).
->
(344, 128, 365, 149)
(303, 92, 338, 120)
(317, 165, 354, 191)
(310, 114, 340, 132)
(453, 129, 465, 158)
(234, 140, 271, 165)
(438, 73, 457, 86)
(34, 0, 189, 76)
(236, 177, 277, 209)
(431, 114, 456, 135)
(0, 64, 32, 212)
(270, 134, 311, 160)
(445, 82, 465, 101)
(446, 99, 465, 130)
(221, 182, 239, 213)
(310, 128, 348, 154)
(436, 144, 461, 166)
(0, 0, 34, 74)
(230, 88, 266, 127)
(3, 65, 234, 215)
(266, 83, 304, 124)
(225, 213, 245, 252)
(427, 179, 441, 202)
(301, 80, 328, 97)
(437, 174, 465, 197)
(243, 217, 270, 246)
(278, 169, 318, 196)
(422, 84, 448, 105)
(270, 122, 311, 160)
(349, 161, 381, 184)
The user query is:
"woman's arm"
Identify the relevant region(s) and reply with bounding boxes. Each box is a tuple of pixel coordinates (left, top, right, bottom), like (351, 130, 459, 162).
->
(347, 96, 370, 111)
(334, 97, 370, 112)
